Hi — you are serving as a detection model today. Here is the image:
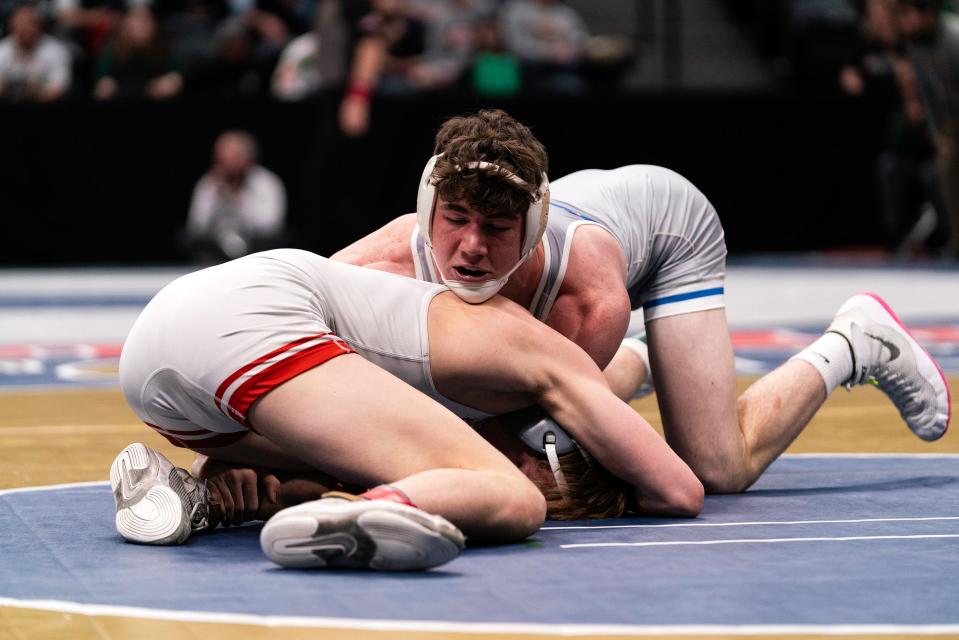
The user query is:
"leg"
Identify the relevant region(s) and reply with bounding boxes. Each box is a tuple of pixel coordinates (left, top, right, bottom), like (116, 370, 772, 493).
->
(248, 352, 545, 541)
(602, 311, 654, 401)
(649, 295, 951, 494)
(604, 344, 648, 401)
(647, 308, 828, 493)
(603, 334, 654, 402)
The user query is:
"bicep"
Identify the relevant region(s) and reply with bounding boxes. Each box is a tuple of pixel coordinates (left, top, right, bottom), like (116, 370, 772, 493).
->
(547, 291, 630, 370)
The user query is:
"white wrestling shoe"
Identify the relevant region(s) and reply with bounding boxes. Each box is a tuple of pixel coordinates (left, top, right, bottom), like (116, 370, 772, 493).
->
(110, 442, 211, 545)
(827, 292, 951, 441)
(260, 495, 465, 571)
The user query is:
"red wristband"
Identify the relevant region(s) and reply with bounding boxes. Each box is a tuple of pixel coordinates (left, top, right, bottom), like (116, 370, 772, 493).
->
(346, 84, 373, 100)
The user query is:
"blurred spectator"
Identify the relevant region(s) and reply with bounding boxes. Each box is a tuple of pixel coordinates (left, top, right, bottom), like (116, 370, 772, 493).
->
(895, 0, 959, 256)
(0, 3, 72, 101)
(499, 0, 588, 93)
(93, 5, 182, 99)
(153, 0, 230, 60)
(837, 0, 943, 253)
(183, 16, 264, 96)
(397, 0, 494, 92)
(271, 0, 347, 100)
(244, 0, 293, 61)
(182, 130, 288, 262)
(338, 0, 427, 136)
(762, 0, 861, 90)
(53, 0, 124, 56)
(470, 12, 519, 96)
(839, 0, 899, 96)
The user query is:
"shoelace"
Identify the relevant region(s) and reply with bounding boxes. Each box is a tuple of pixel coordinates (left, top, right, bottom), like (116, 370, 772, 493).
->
(180, 473, 211, 531)
(188, 499, 210, 531)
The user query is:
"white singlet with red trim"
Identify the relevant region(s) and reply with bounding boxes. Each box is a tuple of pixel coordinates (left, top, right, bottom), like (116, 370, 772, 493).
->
(119, 249, 489, 449)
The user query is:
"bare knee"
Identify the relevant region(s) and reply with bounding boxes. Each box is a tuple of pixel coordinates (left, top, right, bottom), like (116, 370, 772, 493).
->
(684, 441, 754, 494)
(688, 448, 756, 494)
(695, 465, 752, 494)
(675, 400, 761, 495)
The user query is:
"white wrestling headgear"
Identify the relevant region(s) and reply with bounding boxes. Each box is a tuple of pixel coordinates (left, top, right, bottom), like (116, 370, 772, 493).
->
(416, 154, 550, 304)
(517, 414, 592, 495)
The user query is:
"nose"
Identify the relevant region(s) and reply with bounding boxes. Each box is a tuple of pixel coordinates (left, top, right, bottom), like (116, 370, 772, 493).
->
(458, 224, 488, 259)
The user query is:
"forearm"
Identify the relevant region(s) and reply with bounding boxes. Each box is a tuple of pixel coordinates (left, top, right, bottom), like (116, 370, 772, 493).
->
(540, 378, 702, 516)
(349, 37, 387, 91)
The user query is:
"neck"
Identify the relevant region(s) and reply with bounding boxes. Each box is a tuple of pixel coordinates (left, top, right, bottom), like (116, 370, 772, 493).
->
(498, 242, 544, 306)
(17, 39, 39, 54)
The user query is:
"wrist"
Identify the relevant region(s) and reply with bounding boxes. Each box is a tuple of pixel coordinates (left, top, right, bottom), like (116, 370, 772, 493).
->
(346, 83, 373, 100)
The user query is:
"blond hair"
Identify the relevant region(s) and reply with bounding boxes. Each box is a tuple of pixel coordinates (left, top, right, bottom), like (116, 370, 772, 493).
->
(537, 451, 630, 520)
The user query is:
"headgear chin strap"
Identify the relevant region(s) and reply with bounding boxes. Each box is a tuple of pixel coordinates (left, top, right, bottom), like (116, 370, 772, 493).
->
(516, 414, 592, 494)
(416, 154, 550, 304)
(443, 276, 512, 305)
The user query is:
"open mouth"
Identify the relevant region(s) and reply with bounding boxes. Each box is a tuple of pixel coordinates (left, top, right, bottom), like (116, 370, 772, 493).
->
(452, 265, 491, 280)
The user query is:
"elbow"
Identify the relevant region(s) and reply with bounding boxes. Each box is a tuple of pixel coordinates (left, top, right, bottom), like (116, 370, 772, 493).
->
(638, 478, 704, 518)
(514, 484, 548, 538)
(672, 480, 705, 518)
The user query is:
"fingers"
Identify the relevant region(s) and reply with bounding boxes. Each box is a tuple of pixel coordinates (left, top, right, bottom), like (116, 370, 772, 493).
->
(261, 472, 281, 507)
(239, 470, 259, 523)
(222, 468, 258, 526)
(207, 466, 268, 526)
(204, 462, 285, 526)
(208, 475, 234, 525)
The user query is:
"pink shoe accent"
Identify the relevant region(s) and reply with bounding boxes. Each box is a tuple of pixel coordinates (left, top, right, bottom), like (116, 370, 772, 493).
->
(360, 485, 417, 507)
(855, 291, 952, 434)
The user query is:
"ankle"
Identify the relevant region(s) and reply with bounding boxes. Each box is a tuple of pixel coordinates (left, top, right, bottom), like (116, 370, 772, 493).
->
(791, 332, 854, 394)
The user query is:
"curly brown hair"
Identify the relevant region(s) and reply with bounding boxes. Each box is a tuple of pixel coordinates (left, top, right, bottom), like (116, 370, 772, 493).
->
(430, 109, 549, 218)
(537, 450, 631, 520)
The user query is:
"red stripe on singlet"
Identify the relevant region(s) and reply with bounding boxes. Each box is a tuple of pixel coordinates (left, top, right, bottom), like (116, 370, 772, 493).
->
(214, 334, 332, 421)
(227, 338, 354, 422)
(145, 423, 248, 449)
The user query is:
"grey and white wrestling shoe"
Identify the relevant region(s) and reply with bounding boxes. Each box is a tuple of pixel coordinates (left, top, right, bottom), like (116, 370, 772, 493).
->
(110, 442, 211, 545)
(827, 292, 951, 441)
(260, 495, 465, 570)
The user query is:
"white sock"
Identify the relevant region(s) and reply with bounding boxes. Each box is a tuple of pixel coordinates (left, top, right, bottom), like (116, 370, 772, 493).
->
(790, 332, 854, 395)
(620, 335, 653, 388)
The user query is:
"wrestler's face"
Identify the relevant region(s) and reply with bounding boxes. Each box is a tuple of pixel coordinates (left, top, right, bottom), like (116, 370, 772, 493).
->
(430, 199, 523, 282)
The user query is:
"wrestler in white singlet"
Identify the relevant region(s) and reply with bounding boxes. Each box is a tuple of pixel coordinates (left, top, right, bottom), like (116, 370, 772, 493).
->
(119, 249, 489, 450)
(411, 165, 727, 324)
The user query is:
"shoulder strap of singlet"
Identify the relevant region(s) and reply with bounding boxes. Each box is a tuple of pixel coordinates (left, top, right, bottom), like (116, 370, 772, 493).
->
(528, 203, 602, 322)
(410, 226, 441, 284)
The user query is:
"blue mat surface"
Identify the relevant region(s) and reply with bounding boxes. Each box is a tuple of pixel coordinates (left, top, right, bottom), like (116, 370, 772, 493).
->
(2, 455, 957, 628)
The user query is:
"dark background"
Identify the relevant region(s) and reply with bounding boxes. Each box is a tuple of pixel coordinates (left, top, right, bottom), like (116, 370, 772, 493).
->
(0, 89, 888, 265)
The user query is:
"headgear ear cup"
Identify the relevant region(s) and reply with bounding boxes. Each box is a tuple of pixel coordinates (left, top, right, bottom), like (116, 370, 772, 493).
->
(416, 154, 550, 303)
(416, 155, 441, 244)
(516, 412, 591, 495)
